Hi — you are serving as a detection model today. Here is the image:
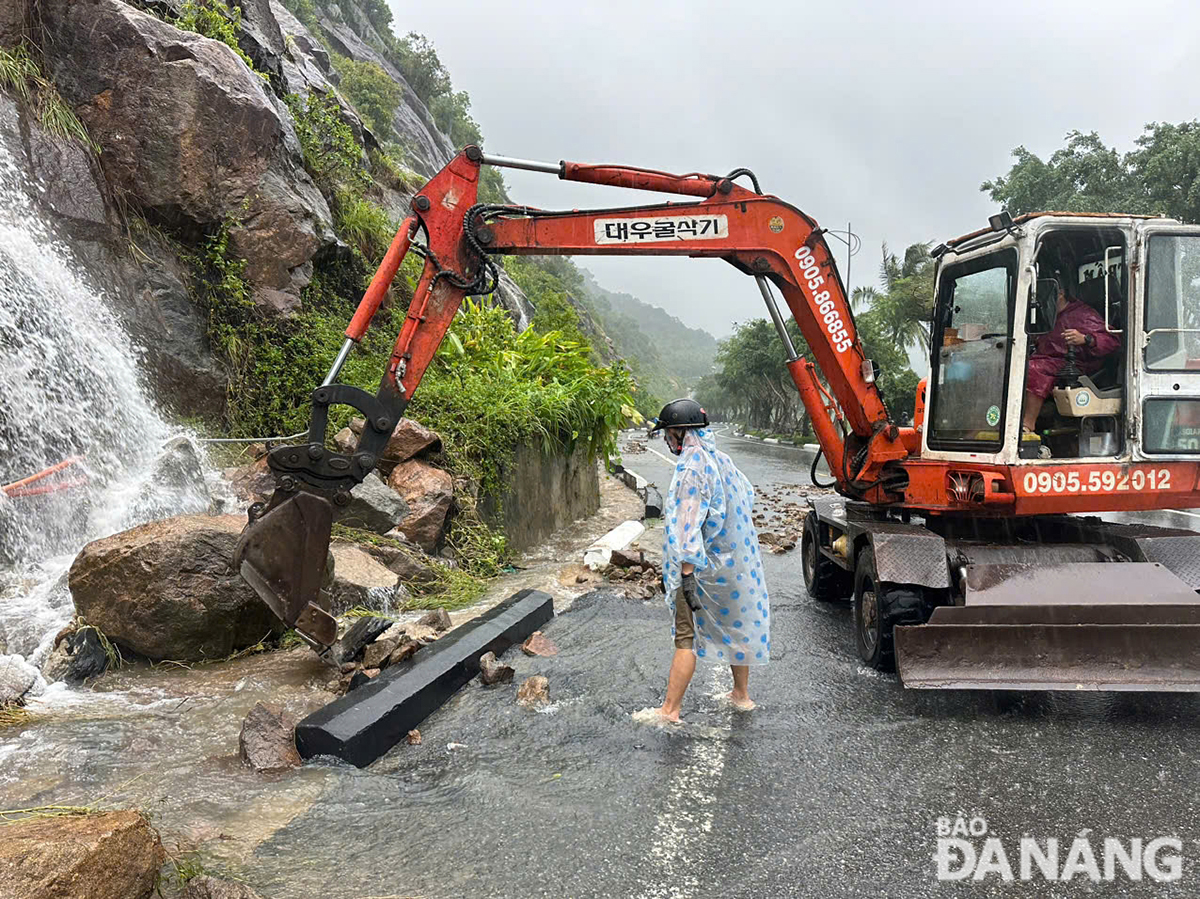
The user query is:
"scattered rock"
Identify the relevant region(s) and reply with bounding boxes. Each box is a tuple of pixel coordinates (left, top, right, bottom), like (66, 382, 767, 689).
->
(332, 426, 357, 455)
(67, 515, 282, 662)
(0, 653, 43, 705)
(327, 544, 398, 614)
(758, 531, 782, 545)
(339, 473, 410, 534)
(609, 548, 645, 569)
(386, 639, 420, 668)
(239, 702, 301, 774)
(521, 631, 558, 657)
(224, 456, 275, 504)
(331, 616, 391, 665)
(0, 809, 165, 899)
(406, 729, 421, 745)
(41, 626, 109, 685)
(361, 635, 399, 669)
(372, 543, 439, 587)
(517, 675, 550, 707)
(181, 875, 266, 899)
(349, 416, 443, 472)
(387, 459, 453, 553)
(478, 651, 514, 685)
(41, 0, 335, 312)
(417, 608, 452, 632)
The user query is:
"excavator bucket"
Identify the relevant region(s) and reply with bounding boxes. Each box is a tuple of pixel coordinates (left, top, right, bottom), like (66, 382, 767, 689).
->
(894, 562, 1200, 690)
(234, 490, 338, 650)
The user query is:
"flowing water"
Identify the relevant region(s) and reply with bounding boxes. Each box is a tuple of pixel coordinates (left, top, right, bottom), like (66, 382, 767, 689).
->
(0, 141, 209, 666)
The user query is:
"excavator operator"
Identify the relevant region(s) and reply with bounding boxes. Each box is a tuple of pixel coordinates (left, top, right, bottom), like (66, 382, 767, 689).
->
(1021, 267, 1120, 452)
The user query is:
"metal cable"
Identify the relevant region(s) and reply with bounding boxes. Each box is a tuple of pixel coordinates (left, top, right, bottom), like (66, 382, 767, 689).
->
(196, 430, 308, 445)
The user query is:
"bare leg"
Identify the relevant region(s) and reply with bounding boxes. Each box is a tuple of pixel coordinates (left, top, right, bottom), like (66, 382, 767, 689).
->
(727, 665, 756, 710)
(659, 648, 696, 721)
(1022, 391, 1045, 432)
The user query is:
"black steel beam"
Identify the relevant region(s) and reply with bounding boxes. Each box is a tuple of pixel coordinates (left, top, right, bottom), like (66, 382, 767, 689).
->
(295, 589, 554, 767)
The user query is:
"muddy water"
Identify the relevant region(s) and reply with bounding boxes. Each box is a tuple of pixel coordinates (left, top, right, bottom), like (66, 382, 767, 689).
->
(9, 432, 1200, 898)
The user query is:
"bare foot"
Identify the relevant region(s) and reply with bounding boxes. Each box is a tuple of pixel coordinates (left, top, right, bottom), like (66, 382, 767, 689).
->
(718, 691, 757, 712)
(631, 707, 682, 725)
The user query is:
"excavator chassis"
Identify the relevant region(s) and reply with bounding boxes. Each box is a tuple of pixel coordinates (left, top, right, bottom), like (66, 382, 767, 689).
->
(804, 497, 1200, 690)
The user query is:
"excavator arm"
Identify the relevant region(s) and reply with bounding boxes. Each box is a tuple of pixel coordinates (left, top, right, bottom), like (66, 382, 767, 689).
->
(235, 147, 911, 649)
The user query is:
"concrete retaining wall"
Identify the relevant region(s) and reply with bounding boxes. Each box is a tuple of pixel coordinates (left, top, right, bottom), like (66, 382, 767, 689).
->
(481, 443, 600, 552)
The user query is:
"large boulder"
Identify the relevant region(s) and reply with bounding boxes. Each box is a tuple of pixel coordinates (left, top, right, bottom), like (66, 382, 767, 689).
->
(387, 460, 453, 553)
(40, 0, 334, 314)
(328, 543, 398, 613)
(348, 416, 443, 473)
(0, 809, 165, 899)
(68, 515, 281, 661)
(339, 472, 409, 534)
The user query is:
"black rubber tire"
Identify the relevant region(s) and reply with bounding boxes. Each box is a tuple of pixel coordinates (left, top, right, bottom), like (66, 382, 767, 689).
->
(801, 511, 851, 602)
(852, 546, 925, 671)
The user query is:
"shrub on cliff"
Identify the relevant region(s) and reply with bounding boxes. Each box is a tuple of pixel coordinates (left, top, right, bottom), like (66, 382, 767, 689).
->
(331, 54, 401, 138)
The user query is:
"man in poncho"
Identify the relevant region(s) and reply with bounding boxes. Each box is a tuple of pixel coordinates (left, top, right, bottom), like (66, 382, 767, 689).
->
(650, 399, 770, 721)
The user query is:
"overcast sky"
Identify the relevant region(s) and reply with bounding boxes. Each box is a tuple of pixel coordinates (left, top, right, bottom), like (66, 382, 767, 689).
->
(393, 0, 1200, 339)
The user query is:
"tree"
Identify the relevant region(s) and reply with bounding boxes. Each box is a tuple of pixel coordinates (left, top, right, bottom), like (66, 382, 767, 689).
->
(981, 122, 1200, 223)
(333, 56, 402, 138)
(391, 32, 451, 104)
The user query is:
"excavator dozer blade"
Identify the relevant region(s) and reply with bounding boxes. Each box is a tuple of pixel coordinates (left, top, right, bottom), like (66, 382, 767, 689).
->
(896, 618, 1200, 691)
(894, 563, 1200, 691)
(234, 490, 338, 650)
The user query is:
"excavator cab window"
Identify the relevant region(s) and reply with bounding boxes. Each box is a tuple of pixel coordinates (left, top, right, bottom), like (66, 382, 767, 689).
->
(927, 250, 1017, 451)
(1142, 233, 1200, 452)
(1023, 229, 1127, 458)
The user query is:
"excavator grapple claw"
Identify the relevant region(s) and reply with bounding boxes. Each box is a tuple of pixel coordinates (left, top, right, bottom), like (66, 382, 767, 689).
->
(235, 489, 338, 650)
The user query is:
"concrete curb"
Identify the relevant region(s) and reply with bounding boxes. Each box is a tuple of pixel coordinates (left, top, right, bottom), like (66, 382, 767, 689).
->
(613, 465, 664, 519)
(295, 589, 554, 767)
(584, 519, 646, 570)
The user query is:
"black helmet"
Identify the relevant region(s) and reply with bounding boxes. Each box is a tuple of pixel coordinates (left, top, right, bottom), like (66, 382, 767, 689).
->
(649, 398, 709, 432)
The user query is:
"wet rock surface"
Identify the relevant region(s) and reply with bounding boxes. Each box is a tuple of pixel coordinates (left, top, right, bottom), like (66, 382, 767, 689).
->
(339, 472, 410, 534)
(521, 630, 558, 657)
(387, 459, 454, 552)
(239, 701, 302, 773)
(0, 653, 43, 704)
(41, 626, 108, 685)
(67, 514, 280, 661)
(41, 0, 334, 312)
(0, 809, 165, 899)
(348, 416, 443, 473)
(516, 675, 550, 707)
(327, 543, 398, 613)
(479, 651, 514, 685)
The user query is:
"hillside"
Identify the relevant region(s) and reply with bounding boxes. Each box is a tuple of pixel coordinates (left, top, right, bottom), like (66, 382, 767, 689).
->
(580, 271, 718, 408)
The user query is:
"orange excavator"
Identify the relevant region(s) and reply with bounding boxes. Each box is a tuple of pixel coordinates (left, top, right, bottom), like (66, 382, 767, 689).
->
(236, 146, 1200, 690)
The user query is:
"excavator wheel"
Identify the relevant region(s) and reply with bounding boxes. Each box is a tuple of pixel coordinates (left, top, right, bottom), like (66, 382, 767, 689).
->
(853, 545, 924, 672)
(801, 512, 851, 602)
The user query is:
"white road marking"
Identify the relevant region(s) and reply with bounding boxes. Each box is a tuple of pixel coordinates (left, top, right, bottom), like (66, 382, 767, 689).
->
(645, 444, 676, 466)
(634, 667, 730, 899)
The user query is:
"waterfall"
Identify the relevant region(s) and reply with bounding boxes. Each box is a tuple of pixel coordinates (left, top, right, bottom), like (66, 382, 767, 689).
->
(0, 140, 210, 664)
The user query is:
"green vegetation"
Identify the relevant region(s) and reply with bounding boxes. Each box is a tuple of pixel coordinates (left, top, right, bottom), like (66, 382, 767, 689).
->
(983, 123, 1200, 223)
(173, 0, 268, 80)
(285, 92, 370, 194)
(330, 53, 402, 137)
(0, 46, 94, 148)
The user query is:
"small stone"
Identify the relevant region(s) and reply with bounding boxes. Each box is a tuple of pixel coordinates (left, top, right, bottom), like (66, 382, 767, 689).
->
(361, 636, 400, 669)
(479, 651, 514, 685)
(238, 702, 301, 774)
(417, 608, 452, 632)
(575, 573, 589, 584)
(521, 631, 558, 657)
(517, 676, 550, 707)
(406, 729, 422, 745)
(609, 548, 644, 568)
(447, 742, 468, 751)
(386, 639, 420, 667)
(758, 531, 781, 545)
(404, 623, 439, 645)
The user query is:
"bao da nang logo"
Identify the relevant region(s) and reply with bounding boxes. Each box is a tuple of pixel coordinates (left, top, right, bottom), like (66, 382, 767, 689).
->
(933, 815, 1183, 883)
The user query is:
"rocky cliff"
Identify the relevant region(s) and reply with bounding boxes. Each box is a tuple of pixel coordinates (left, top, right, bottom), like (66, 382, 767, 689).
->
(0, 0, 536, 419)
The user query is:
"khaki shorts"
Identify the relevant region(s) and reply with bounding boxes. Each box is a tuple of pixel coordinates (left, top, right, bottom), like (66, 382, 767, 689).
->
(673, 588, 694, 650)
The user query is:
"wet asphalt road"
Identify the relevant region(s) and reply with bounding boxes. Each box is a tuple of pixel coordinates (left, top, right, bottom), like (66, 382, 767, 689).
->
(253, 430, 1200, 899)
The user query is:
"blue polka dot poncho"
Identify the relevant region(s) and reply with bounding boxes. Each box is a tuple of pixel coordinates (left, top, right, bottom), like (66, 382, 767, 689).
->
(662, 427, 770, 665)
